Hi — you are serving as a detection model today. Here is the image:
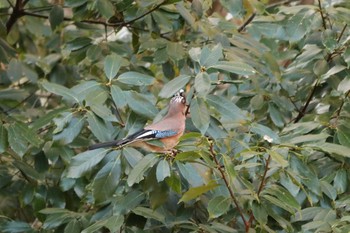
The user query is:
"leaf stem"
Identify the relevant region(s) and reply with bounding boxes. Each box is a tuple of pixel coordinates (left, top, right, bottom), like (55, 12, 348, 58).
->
(317, 0, 327, 30)
(209, 142, 249, 231)
(237, 12, 256, 33)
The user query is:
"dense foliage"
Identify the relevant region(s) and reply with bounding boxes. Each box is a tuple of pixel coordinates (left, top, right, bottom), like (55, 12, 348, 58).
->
(1, 0, 350, 232)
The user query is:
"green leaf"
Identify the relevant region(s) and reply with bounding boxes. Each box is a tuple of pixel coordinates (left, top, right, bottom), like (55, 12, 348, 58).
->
(0, 221, 33, 233)
(174, 151, 201, 162)
(31, 107, 68, 131)
(96, 0, 115, 19)
(289, 133, 329, 144)
(126, 91, 158, 118)
(66, 37, 92, 51)
(82, 215, 123, 233)
(321, 65, 346, 81)
(156, 159, 170, 182)
(179, 180, 219, 203)
(311, 142, 350, 158)
(222, 153, 237, 183)
(190, 97, 210, 135)
(86, 44, 102, 61)
(252, 201, 268, 224)
(49, 5, 64, 31)
(320, 181, 337, 200)
(208, 196, 230, 218)
(177, 162, 204, 187)
(333, 169, 347, 194)
(90, 104, 119, 122)
(159, 75, 191, 98)
(92, 151, 122, 203)
(110, 84, 127, 108)
(40, 208, 80, 229)
(113, 190, 145, 214)
(6, 122, 42, 157)
(86, 111, 114, 142)
(64, 219, 81, 233)
(269, 103, 284, 127)
(200, 44, 223, 67)
(194, 72, 211, 97)
(167, 42, 185, 61)
(165, 172, 182, 194)
(104, 53, 122, 81)
(13, 160, 43, 181)
(209, 61, 256, 76)
(127, 153, 159, 186)
(123, 147, 144, 167)
(268, 149, 289, 167)
(132, 207, 165, 223)
(262, 185, 300, 213)
(41, 81, 79, 103)
(250, 123, 280, 144)
(53, 116, 85, 144)
(66, 149, 109, 178)
(7, 59, 23, 82)
(206, 95, 246, 123)
(337, 124, 350, 147)
(0, 121, 8, 153)
(292, 207, 324, 222)
(118, 71, 154, 86)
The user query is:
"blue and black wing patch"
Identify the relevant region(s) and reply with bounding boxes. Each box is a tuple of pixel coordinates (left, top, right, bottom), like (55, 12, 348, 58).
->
(89, 129, 177, 150)
(133, 129, 177, 140)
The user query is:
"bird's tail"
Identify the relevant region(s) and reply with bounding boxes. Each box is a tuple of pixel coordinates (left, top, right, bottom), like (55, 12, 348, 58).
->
(88, 138, 130, 150)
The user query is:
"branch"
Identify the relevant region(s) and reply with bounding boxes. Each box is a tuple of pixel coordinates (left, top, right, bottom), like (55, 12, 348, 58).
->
(332, 89, 350, 124)
(6, 0, 14, 8)
(317, 0, 327, 30)
(337, 24, 347, 43)
(294, 80, 319, 123)
(209, 142, 249, 231)
(21, 1, 165, 28)
(6, 0, 24, 33)
(237, 12, 256, 33)
(248, 154, 271, 225)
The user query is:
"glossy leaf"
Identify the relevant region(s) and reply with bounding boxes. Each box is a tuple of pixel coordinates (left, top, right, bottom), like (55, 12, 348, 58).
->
(127, 154, 159, 186)
(118, 71, 154, 86)
(159, 75, 191, 98)
(104, 53, 122, 81)
(156, 159, 170, 182)
(179, 180, 219, 203)
(41, 81, 79, 103)
(190, 97, 210, 135)
(92, 151, 122, 203)
(209, 61, 256, 76)
(208, 196, 230, 218)
(82, 215, 123, 233)
(66, 149, 108, 178)
(194, 72, 211, 97)
(49, 5, 64, 30)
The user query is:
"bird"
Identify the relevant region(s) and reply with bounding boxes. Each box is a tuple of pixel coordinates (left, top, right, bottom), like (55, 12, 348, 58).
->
(89, 89, 187, 153)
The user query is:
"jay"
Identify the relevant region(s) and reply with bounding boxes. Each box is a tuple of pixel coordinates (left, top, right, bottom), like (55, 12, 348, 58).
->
(89, 89, 187, 153)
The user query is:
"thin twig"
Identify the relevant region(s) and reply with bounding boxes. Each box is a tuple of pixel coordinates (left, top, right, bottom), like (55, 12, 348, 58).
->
(294, 80, 319, 123)
(209, 142, 248, 231)
(1, 92, 35, 115)
(332, 89, 350, 124)
(6, 0, 14, 8)
(7, 1, 164, 33)
(23, 1, 164, 27)
(237, 12, 256, 33)
(337, 24, 347, 43)
(248, 154, 271, 225)
(318, 0, 327, 30)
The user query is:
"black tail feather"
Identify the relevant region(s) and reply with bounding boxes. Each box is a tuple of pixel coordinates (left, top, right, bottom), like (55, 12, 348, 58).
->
(88, 138, 130, 150)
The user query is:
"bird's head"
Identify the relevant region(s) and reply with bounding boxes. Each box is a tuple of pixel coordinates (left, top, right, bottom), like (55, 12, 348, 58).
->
(168, 89, 186, 115)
